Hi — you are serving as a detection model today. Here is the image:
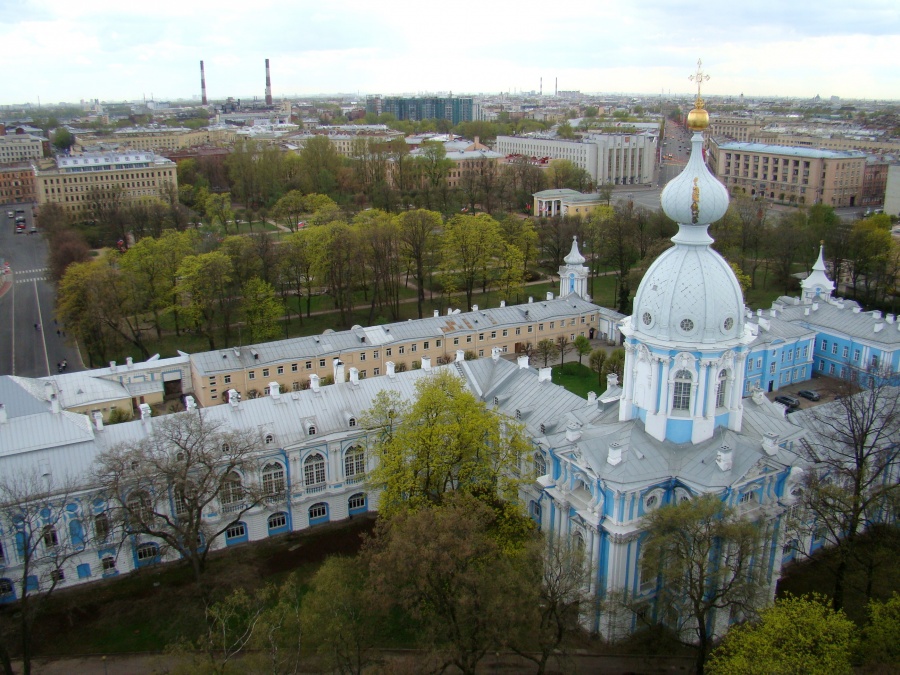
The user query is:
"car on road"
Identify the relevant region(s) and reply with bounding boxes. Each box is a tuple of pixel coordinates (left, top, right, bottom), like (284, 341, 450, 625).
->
(6, 210, 13, 218)
(15, 223, 25, 233)
(774, 395, 801, 409)
(797, 390, 820, 401)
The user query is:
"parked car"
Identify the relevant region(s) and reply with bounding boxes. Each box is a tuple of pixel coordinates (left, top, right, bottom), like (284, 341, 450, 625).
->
(774, 395, 800, 409)
(797, 390, 820, 401)
(6, 210, 13, 218)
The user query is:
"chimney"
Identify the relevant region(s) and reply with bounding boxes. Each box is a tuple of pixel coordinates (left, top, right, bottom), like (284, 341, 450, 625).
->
(853, 306, 862, 313)
(335, 362, 346, 383)
(139, 403, 152, 420)
(227, 389, 241, 408)
(309, 374, 321, 392)
(769, 309, 777, 318)
(109, 360, 117, 373)
(200, 60, 208, 105)
(500, 300, 505, 307)
(872, 310, 883, 319)
(265, 58, 273, 106)
(757, 309, 762, 317)
(269, 382, 281, 399)
(804, 307, 810, 316)
(472, 304, 478, 312)
(456, 350, 465, 363)
(887, 314, 896, 324)
(126, 356, 133, 369)
(347, 367, 358, 385)
(565, 423, 581, 443)
(421, 356, 432, 371)
(185, 395, 197, 410)
(587, 391, 597, 405)
(607, 442, 623, 466)
(762, 431, 779, 456)
(434, 310, 439, 318)
(50, 393, 60, 414)
(0, 403, 7, 424)
(447, 307, 453, 316)
(491, 347, 501, 361)
(546, 292, 554, 301)
(517, 354, 529, 369)
(606, 372, 619, 390)
(528, 296, 534, 303)
(538, 367, 552, 383)
(874, 322, 884, 333)
(716, 445, 733, 472)
(387, 361, 396, 378)
(92, 411, 104, 431)
(812, 302, 819, 311)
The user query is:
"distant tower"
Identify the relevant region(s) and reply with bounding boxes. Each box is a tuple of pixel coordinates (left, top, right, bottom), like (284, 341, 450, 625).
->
(265, 58, 273, 106)
(555, 77, 558, 97)
(200, 60, 208, 105)
(540, 77, 543, 97)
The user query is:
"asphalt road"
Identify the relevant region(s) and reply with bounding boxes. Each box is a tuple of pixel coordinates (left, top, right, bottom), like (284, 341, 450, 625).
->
(0, 203, 83, 377)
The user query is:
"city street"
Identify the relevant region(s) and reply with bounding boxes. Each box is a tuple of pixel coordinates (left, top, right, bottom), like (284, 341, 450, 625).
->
(0, 203, 83, 377)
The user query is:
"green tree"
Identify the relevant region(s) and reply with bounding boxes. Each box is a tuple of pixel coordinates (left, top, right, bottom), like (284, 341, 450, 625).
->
(546, 159, 592, 191)
(573, 335, 592, 366)
(176, 251, 233, 350)
(398, 209, 442, 319)
(51, 127, 75, 152)
(272, 189, 306, 232)
(365, 493, 530, 675)
(241, 277, 283, 343)
(535, 338, 560, 367)
(603, 348, 626, 382)
(298, 135, 343, 197)
(638, 494, 767, 675)
(859, 593, 900, 667)
(707, 594, 857, 675)
(300, 557, 381, 675)
(440, 213, 505, 309)
(362, 369, 530, 517)
(589, 348, 607, 387)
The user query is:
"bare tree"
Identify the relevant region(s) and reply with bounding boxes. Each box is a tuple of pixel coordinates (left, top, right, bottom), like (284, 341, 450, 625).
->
(92, 410, 269, 587)
(0, 471, 86, 675)
(535, 339, 560, 368)
(793, 371, 900, 610)
(556, 334, 572, 370)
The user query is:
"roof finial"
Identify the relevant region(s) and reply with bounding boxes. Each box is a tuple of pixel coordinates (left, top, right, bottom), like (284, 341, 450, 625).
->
(688, 58, 710, 110)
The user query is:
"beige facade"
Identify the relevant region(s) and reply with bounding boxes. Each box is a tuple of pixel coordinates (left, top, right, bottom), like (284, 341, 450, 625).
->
(78, 127, 236, 153)
(0, 133, 48, 164)
(708, 140, 865, 208)
(708, 117, 764, 142)
(189, 295, 608, 407)
(533, 188, 606, 217)
(34, 152, 178, 216)
(748, 132, 900, 155)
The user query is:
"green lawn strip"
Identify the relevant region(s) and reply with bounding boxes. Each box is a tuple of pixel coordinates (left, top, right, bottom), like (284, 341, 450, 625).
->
(551, 362, 601, 400)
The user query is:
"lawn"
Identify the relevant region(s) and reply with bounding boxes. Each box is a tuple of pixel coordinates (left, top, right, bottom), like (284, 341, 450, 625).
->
(21, 516, 378, 656)
(551, 361, 604, 399)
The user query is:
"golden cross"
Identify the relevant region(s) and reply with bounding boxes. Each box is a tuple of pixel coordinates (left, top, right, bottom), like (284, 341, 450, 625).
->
(688, 58, 710, 108)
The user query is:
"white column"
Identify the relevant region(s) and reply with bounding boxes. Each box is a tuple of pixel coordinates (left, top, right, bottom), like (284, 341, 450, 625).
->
(704, 361, 717, 418)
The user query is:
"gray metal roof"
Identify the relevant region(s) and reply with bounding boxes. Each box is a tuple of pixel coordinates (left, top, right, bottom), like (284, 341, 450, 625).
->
(717, 142, 867, 160)
(776, 300, 900, 347)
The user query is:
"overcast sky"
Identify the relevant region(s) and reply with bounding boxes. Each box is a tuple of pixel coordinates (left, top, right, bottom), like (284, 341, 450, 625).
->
(3, 0, 899, 106)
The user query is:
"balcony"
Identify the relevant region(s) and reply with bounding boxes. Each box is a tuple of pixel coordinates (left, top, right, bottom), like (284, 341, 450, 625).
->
(221, 501, 246, 515)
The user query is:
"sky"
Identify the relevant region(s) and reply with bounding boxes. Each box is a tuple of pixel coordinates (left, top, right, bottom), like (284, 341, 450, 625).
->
(3, 0, 899, 106)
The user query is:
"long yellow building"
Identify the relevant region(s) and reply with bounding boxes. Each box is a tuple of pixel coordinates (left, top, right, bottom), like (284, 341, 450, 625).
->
(34, 152, 178, 216)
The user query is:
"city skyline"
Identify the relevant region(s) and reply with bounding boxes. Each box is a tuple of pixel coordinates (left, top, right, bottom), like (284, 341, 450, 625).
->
(3, 0, 899, 106)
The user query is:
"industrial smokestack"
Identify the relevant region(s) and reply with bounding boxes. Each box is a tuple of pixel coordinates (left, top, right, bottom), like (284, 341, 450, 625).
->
(540, 77, 542, 97)
(200, 60, 208, 105)
(555, 77, 558, 97)
(265, 58, 272, 105)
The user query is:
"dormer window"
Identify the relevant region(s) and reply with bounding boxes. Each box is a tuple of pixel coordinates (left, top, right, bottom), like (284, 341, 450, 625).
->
(539, 423, 546, 434)
(264, 433, 274, 445)
(515, 409, 521, 420)
(493, 397, 499, 406)
(348, 417, 357, 428)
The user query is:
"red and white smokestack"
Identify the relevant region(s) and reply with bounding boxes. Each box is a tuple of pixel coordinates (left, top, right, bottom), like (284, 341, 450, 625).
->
(200, 60, 208, 105)
(265, 58, 272, 105)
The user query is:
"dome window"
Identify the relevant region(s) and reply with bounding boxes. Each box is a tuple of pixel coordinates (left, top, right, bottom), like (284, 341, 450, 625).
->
(679, 318, 695, 333)
(723, 316, 734, 331)
(642, 312, 653, 326)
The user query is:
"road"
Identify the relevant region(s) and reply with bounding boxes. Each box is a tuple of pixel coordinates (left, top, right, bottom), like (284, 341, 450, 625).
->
(0, 203, 83, 377)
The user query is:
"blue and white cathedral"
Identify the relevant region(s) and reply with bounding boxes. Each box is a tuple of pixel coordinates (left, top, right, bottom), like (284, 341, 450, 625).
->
(530, 90, 807, 639)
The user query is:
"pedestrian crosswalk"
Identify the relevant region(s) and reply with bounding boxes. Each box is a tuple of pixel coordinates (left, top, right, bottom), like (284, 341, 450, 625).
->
(13, 268, 49, 284)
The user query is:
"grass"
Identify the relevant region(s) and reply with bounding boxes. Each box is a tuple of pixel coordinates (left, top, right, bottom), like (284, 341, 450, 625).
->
(551, 361, 602, 399)
(19, 516, 378, 656)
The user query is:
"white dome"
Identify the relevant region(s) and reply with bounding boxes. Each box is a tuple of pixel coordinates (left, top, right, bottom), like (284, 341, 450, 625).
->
(661, 132, 729, 226)
(633, 241, 744, 344)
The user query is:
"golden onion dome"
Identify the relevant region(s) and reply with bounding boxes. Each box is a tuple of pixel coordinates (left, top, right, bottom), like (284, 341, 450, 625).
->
(687, 105, 709, 131)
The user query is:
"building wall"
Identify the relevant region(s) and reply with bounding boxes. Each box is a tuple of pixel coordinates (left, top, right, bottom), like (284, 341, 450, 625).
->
(34, 153, 178, 216)
(708, 117, 764, 143)
(0, 164, 36, 204)
(709, 140, 865, 207)
(0, 134, 47, 165)
(749, 132, 900, 155)
(744, 336, 814, 395)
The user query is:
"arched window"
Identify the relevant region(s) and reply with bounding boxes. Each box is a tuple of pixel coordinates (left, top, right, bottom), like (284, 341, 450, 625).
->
(716, 369, 727, 408)
(672, 370, 692, 411)
(135, 542, 159, 563)
(304, 454, 326, 487)
(348, 417, 357, 428)
(348, 493, 367, 513)
(573, 532, 586, 554)
(93, 513, 110, 542)
(344, 447, 365, 481)
(225, 522, 247, 544)
(639, 550, 656, 593)
(220, 472, 243, 505)
(68, 520, 85, 549)
(262, 463, 285, 496)
(533, 453, 547, 477)
(127, 490, 153, 524)
(309, 502, 328, 523)
(264, 433, 275, 445)
(42, 525, 58, 549)
(267, 512, 288, 532)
